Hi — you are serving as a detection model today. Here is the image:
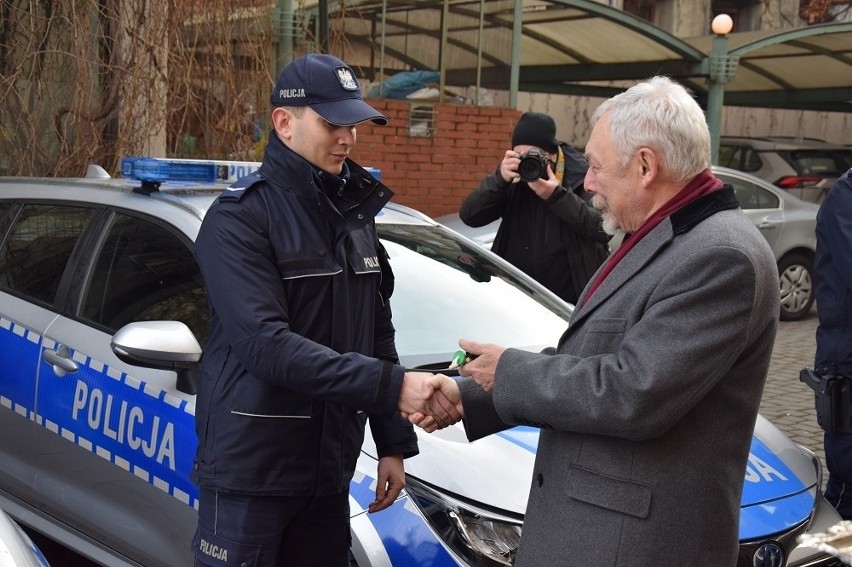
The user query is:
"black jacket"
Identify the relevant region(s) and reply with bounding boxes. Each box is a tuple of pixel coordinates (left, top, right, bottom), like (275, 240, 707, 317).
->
(193, 133, 417, 496)
(459, 142, 610, 304)
(815, 169, 852, 376)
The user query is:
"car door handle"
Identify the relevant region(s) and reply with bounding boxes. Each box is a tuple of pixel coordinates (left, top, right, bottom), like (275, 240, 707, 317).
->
(42, 346, 79, 375)
(758, 221, 780, 229)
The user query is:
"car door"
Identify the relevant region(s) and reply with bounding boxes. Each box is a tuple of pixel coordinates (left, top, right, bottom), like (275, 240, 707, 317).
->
(0, 201, 97, 514)
(720, 173, 784, 257)
(34, 209, 203, 567)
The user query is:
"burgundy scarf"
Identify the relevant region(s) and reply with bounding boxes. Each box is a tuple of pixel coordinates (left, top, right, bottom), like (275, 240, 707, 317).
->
(581, 168, 723, 306)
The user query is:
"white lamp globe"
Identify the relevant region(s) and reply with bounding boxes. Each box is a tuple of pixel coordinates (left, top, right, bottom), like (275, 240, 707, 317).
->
(712, 14, 734, 36)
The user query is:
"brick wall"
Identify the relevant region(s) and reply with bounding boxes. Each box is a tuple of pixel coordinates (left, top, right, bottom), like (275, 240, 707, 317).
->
(350, 100, 521, 219)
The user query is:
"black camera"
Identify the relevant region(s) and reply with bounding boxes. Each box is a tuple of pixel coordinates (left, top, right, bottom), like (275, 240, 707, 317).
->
(517, 149, 549, 182)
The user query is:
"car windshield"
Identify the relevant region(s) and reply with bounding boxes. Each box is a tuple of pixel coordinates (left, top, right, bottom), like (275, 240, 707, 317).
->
(378, 223, 571, 369)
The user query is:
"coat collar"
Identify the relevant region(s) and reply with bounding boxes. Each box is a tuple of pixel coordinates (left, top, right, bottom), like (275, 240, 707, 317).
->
(569, 185, 739, 324)
(258, 131, 393, 219)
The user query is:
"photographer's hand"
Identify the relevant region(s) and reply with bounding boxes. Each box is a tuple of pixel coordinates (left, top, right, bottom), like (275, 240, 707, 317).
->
(500, 150, 521, 183)
(527, 163, 559, 200)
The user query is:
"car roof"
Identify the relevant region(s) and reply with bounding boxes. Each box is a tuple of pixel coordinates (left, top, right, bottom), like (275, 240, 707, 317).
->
(0, 162, 435, 228)
(719, 136, 851, 151)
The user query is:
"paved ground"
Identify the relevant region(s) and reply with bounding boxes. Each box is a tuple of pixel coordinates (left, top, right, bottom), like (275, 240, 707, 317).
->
(759, 306, 825, 470)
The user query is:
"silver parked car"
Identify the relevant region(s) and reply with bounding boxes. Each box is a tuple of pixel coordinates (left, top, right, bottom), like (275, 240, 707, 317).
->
(719, 136, 852, 203)
(715, 166, 818, 321)
(0, 158, 841, 567)
(437, 165, 818, 321)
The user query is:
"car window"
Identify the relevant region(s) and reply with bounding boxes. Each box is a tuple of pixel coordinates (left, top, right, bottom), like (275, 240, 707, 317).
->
(721, 175, 780, 210)
(718, 145, 740, 169)
(80, 212, 210, 345)
(787, 150, 852, 177)
(742, 147, 762, 172)
(719, 144, 762, 173)
(0, 203, 95, 306)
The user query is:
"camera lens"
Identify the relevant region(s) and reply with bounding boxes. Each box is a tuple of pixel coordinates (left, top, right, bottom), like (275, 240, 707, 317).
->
(518, 151, 547, 182)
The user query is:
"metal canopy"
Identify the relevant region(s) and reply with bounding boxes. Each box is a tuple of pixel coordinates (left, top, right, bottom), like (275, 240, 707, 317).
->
(304, 0, 852, 113)
(688, 23, 852, 112)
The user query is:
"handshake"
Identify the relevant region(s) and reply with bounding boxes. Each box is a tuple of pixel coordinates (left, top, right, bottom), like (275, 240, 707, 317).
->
(398, 372, 464, 433)
(397, 339, 504, 433)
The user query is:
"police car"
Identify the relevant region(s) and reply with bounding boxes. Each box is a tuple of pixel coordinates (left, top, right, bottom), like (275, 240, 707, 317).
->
(0, 158, 842, 567)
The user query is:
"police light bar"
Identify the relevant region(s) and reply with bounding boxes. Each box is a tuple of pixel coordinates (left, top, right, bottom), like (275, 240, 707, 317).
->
(121, 157, 218, 184)
(120, 156, 380, 189)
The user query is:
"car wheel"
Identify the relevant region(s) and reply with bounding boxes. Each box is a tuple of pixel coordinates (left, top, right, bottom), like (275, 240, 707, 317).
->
(778, 253, 815, 321)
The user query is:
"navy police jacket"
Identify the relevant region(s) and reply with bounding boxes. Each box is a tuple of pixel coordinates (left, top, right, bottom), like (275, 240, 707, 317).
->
(193, 133, 418, 495)
(815, 169, 852, 377)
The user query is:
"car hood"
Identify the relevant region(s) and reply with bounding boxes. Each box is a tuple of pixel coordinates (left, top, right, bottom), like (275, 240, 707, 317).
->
(363, 414, 819, 538)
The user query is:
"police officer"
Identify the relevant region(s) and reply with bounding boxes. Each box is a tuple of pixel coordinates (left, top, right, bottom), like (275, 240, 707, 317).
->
(814, 168, 852, 519)
(192, 53, 458, 566)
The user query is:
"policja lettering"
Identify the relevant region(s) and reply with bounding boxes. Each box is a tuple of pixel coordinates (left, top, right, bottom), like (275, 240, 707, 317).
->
(364, 255, 379, 268)
(70, 379, 176, 470)
(199, 538, 228, 561)
(278, 88, 305, 99)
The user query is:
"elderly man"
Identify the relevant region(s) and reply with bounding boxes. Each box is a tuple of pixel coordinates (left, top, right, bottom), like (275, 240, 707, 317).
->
(416, 76, 779, 566)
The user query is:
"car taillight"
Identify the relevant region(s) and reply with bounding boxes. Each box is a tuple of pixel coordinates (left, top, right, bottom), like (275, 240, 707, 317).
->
(775, 175, 823, 189)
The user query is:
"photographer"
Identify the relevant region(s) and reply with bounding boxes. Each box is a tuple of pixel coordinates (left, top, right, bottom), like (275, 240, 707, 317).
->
(459, 112, 610, 304)
(812, 168, 852, 519)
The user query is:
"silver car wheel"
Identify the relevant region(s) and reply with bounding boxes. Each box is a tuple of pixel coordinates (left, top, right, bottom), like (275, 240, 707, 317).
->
(778, 253, 814, 321)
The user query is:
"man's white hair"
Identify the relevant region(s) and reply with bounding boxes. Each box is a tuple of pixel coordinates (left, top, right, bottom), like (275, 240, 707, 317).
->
(590, 76, 711, 183)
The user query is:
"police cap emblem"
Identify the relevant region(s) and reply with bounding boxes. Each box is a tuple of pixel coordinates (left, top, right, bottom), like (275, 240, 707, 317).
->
(335, 67, 359, 91)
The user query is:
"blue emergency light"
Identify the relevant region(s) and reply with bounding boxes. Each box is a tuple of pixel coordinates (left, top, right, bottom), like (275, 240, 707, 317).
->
(121, 157, 218, 184)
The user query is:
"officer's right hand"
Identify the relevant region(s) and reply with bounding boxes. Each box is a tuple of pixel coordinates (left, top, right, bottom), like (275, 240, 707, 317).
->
(399, 372, 462, 426)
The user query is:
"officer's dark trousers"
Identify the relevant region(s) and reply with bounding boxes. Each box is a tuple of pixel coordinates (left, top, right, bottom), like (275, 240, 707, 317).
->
(824, 430, 852, 520)
(193, 487, 350, 567)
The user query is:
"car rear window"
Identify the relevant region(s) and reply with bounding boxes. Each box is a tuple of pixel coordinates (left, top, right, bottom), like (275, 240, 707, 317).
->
(784, 150, 852, 177)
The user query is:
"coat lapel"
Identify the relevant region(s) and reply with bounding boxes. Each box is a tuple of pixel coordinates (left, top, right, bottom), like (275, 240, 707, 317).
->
(568, 219, 675, 328)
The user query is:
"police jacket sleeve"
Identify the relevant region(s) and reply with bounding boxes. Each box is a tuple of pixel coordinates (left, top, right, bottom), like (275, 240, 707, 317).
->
(459, 170, 510, 227)
(369, 240, 418, 458)
(820, 174, 852, 290)
(195, 200, 404, 418)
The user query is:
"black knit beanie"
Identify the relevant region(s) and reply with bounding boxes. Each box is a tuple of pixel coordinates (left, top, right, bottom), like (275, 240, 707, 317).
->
(510, 112, 558, 153)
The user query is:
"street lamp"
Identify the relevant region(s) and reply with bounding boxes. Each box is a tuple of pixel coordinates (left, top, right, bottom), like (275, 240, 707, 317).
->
(707, 13, 739, 165)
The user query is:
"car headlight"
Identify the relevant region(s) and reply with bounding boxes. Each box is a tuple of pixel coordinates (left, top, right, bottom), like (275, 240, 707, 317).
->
(405, 476, 523, 566)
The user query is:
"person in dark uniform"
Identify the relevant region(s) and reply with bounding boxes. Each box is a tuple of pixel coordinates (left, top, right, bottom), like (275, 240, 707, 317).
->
(192, 53, 457, 567)
(459, 112, 611, 304)
(814, 168, 852, 519)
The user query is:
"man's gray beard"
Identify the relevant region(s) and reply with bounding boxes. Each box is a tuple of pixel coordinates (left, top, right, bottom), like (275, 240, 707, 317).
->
(601, 215, 619, 236)
(592, 195, 619, 236)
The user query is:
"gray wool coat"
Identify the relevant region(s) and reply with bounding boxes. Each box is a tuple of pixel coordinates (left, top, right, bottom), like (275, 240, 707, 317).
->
(459, 187, 780, 567)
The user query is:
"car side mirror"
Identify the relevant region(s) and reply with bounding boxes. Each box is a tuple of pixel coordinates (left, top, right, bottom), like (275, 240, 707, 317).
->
(110, 321, 202, 395)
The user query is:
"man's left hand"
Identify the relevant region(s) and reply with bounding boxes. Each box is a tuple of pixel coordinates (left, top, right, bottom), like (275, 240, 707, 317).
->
(457, 338, 505, 392)
(369, 454, 404, 513)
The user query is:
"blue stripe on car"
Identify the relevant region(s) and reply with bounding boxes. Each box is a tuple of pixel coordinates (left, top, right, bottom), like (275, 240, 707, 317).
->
(350, 473, 458, 565)
(0, 318, 39, 418)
